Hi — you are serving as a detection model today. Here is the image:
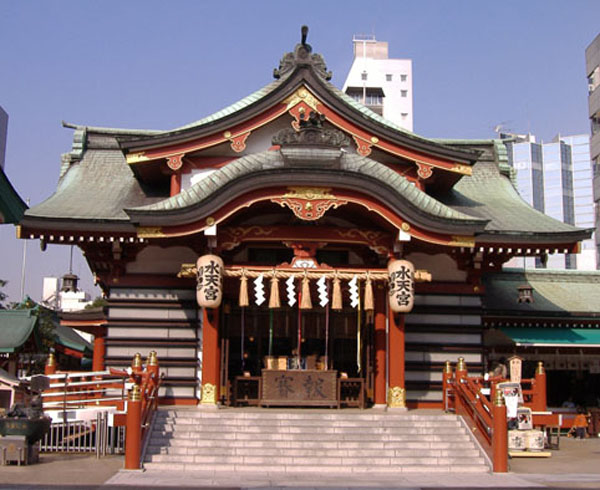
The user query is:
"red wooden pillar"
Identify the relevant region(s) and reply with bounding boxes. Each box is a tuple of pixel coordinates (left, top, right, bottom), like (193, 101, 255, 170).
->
(387, 306, 406, 409)
(454, 357, 467, 415)
(373, 285, 387, 406)
(92, 334, 106, 372)
(170, 173, 182, 196)
(492, 388, 508, 472)
(200, 307, 220, 406)
(533, 361, 547, 412)
(442, 361, 454, 412)
(124, 383, 142, 470)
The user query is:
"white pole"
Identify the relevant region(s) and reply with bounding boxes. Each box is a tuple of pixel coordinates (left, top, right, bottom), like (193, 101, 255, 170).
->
(20, 199, 30, 301)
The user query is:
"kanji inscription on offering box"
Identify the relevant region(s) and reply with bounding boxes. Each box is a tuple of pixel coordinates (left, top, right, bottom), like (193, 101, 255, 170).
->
(261, 369, 337, 407)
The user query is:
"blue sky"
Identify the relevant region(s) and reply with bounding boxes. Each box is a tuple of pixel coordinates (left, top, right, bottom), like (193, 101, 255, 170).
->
(1, 0, 599, 304)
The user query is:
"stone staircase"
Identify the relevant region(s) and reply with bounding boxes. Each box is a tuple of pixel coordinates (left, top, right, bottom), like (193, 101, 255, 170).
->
(144, 409, 490, 474)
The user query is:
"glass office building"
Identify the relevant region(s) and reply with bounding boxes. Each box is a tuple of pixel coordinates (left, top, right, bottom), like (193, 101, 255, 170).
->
(503, 133, 596, 270)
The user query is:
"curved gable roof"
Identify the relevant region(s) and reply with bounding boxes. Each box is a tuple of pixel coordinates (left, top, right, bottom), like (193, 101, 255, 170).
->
(117, 41, 478, 168)
(125, 149, 487, 237)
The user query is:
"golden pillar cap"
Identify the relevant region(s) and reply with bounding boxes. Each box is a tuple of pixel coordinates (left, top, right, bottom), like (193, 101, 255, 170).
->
(46, 352, 56, 366)
(132, 353, 142, 368)
(457, 357, 467, 371)
(444, 360, 453, 374)
(494, 389, 505, 407)
(129, 384, 142, 402)
(536, 361, 545, 375)
(147, 351, 158, 366)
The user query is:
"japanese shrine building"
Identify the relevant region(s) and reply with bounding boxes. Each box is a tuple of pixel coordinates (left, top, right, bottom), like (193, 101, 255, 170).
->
(17, 30, 593, 408)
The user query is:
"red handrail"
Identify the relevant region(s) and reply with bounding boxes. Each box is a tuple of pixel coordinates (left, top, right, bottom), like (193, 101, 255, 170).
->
(444, 358, 508, 473)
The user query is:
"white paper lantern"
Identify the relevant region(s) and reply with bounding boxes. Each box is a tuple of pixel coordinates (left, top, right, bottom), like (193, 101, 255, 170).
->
(196, 255, 224, 308)
(388, 259, 414, 313)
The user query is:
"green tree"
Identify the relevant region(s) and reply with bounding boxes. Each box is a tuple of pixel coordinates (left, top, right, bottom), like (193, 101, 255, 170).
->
(0, 279, 7, 309)
(85, 296, 107, 309)
(12, 297, 57, 374)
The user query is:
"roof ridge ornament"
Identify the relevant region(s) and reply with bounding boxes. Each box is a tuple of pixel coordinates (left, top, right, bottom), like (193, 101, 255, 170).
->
(273, 26, 332, 81)
(272, 111, 350, 149)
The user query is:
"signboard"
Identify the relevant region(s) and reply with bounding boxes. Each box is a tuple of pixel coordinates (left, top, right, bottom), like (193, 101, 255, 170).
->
(261, 369, 337, 407)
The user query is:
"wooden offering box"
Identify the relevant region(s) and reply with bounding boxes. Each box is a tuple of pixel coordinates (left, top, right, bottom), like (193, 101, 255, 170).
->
(261, 369, 337, 407)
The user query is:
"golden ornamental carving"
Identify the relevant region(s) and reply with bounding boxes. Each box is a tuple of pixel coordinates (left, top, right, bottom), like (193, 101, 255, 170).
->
(283, 86, 320, 112)
(333, 228, 390, 256)
(450, 164, 472, 175)
(387, 386, 406, 408)
(137, 227, 166, 238)
(200, 382, 217, 405)
(416, 163, 433, 180)
(283, 187, 336, 200)
(220, 226, 274, 251)
(272, 187, 347, 221)
(401, 222, 411, 232)
(449, 235, 475, 247)
(352, 135, 373, 157)
(414, 270, 432, 282)
(166, 153, 184, 171)
(178, 263, 197, 278)
(127, 152, 149, 164)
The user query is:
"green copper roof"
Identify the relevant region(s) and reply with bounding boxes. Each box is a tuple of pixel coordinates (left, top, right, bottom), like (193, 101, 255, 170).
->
(126, 149, 484, 233)
(500, 327, 600, 346)
(438, 141, 588, 239)
(174, 79, 286, 131)
(0, 167, 27, 224)
(55, 324, 93, 354)
(0, 309, 38, 353)
(483, 269, 600, 316)
(25, 146, 155, 223)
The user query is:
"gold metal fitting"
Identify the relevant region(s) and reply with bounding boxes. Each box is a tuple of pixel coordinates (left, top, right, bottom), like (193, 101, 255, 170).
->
(536, 361, 545, 375)
(131, 353, 142, 368)
(494, 389, 505, 407)
(457, 357, 467, 372)
(444, 361, 453, 374)
(46, 353, 56, 366)
(147, 351, 158, 366)
(129, 384, 142, 402)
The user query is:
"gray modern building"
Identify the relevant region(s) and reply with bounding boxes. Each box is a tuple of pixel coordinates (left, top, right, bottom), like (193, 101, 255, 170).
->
(0, 105, 7, 170)
(586, 33, 600, 268)
(503, 133, 596, 270)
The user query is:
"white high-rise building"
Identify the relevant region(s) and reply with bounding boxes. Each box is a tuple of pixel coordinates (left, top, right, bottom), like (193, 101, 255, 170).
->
(586, 33, 600, 267)
(342, 35, 413, 132)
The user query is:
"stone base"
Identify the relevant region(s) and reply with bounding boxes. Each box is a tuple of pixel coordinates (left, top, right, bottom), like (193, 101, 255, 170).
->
(197, 402, 219, 411)
(386, 405, 408, 412)
(371, 404, 388, 411)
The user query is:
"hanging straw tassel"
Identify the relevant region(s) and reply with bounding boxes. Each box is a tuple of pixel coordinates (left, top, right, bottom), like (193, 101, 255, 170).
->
(364, 274, 374, 312)
(332, 275, 343, 310)
(300, 274, 312, 310)
(269, 274, 281, 309)
(239, 270, 249, 307)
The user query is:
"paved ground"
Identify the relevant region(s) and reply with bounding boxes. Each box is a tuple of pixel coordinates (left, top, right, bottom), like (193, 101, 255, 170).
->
(1, 434, 599, 489)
